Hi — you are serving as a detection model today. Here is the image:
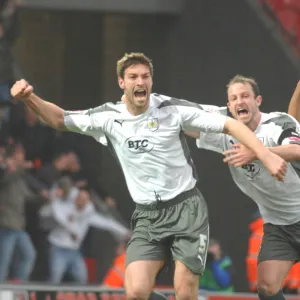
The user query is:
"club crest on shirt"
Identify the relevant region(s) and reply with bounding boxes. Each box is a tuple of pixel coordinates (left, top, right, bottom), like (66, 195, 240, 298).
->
(242, 162, 260, 180)
(147, 117, 159, 132)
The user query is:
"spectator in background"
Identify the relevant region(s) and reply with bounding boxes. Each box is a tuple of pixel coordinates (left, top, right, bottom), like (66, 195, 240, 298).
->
(39, 176, 78, 231)
(246, 210, 264, 292)
(40, 188, 130, 284)
(246, 210, 300, 294)
(199, 238, 234, 292)
(10, 106, 57, 166)
(0, 141, 48, 282)
(36, 152, 82, 189)
(51, 176, 79, 203)
(0, 102, 12, 146)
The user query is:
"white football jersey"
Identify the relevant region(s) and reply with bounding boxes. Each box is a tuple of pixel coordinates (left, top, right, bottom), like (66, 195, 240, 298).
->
(64, 93, 227, 204)
(197, 112, 300, 225)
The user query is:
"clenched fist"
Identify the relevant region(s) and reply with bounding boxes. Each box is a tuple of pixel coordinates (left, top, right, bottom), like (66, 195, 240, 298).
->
(10, 79, 34, 101)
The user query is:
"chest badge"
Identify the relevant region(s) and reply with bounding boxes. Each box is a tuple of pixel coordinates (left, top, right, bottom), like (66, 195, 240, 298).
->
(147, 117, 159, 132)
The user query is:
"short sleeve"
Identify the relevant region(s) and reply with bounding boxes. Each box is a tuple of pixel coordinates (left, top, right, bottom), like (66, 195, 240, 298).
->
(64, 110, 110, 145)
(200, 105, 228, 116)
(196, 131, 225, 154)
(178, 104, 227, 133)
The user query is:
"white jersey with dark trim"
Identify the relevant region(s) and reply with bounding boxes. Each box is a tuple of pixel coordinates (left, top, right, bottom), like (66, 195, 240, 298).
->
(197, 112, 300, 225)
(64, 93, 227, 205)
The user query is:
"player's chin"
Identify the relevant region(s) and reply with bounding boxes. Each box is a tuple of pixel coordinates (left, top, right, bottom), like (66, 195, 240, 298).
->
(134, 98, 148, 107)
(236, 115, 250, 124)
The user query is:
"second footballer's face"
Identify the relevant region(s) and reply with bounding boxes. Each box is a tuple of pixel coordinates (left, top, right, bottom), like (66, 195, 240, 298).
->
(118, 64, 152, 115)
(227, 82, 262, 126)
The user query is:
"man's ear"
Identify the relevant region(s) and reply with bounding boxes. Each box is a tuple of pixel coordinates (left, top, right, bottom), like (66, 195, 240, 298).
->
(256, 95, 262, 107)
(118, 77, 124, 89)
(227, 101, 232, 114)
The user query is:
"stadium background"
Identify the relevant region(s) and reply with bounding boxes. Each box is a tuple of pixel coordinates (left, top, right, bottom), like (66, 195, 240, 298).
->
(2, 0, 300, 297)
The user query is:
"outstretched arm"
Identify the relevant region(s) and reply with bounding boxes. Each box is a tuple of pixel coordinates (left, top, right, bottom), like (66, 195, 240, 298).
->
(224, 123, 300, 166)
(288, 81, 300, 122)
(224, 143, 300, 166)
(222, 118, 287, 180)
(11, 79, 65, 130)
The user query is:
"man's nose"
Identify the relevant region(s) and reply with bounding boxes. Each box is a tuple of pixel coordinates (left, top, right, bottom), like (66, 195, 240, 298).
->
(136, 76, 144, 85)
(236, 97, 244, 105)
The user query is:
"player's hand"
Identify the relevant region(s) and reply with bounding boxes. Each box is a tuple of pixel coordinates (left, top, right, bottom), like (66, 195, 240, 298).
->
(10, 79, 34, 101)
(223, 144, 256, 167)
(260, 151, 287, 181)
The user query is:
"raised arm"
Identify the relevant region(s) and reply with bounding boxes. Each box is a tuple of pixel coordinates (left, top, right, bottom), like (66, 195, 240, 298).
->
(11, 79, 65, 130)
(288, 81, 300, 122)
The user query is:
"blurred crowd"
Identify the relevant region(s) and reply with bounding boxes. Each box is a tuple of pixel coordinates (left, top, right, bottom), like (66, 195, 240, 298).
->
(0, 0, 131, 286)
(0, 103, 131, 284)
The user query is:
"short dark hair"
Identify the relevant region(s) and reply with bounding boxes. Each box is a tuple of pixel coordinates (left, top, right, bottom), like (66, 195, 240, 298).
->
(117, 52, 153, 79)
(227, 75, 260, 98)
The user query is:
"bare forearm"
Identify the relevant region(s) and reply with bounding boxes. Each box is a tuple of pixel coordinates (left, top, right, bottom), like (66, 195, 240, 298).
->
(288, 81, 300, 122)
(224, 118, 269, 160)
(268, 144, 300, 162)
(24, 93, 65, 130)
(250, 144, 300, 162)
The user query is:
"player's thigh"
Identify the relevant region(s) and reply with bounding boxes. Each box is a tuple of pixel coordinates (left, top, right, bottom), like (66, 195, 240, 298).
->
(125, 237, 166, 298)
(126, 208, 169, 267)
(125, 260, 164, 298)
(171, 190, 209, 276)
(258, 223, 298, 291)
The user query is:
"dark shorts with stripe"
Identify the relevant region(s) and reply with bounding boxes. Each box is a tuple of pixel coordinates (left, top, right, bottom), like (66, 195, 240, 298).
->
(126, 186, 209, 275)
(258, 220, 300, 263)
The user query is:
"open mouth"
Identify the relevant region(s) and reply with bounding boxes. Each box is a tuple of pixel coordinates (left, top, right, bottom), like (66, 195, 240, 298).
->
(134, 89, 146, 98)
(237, 108, 249, 117)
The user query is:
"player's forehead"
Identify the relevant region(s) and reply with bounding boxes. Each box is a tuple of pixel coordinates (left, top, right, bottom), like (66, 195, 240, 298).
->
(124, 64, 151, 76)
(227, 82, 254, 97)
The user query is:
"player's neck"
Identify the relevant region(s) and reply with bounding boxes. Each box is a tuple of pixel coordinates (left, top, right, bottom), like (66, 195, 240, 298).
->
(126, 103, 149, 116)
(247, 111, 262, 132)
